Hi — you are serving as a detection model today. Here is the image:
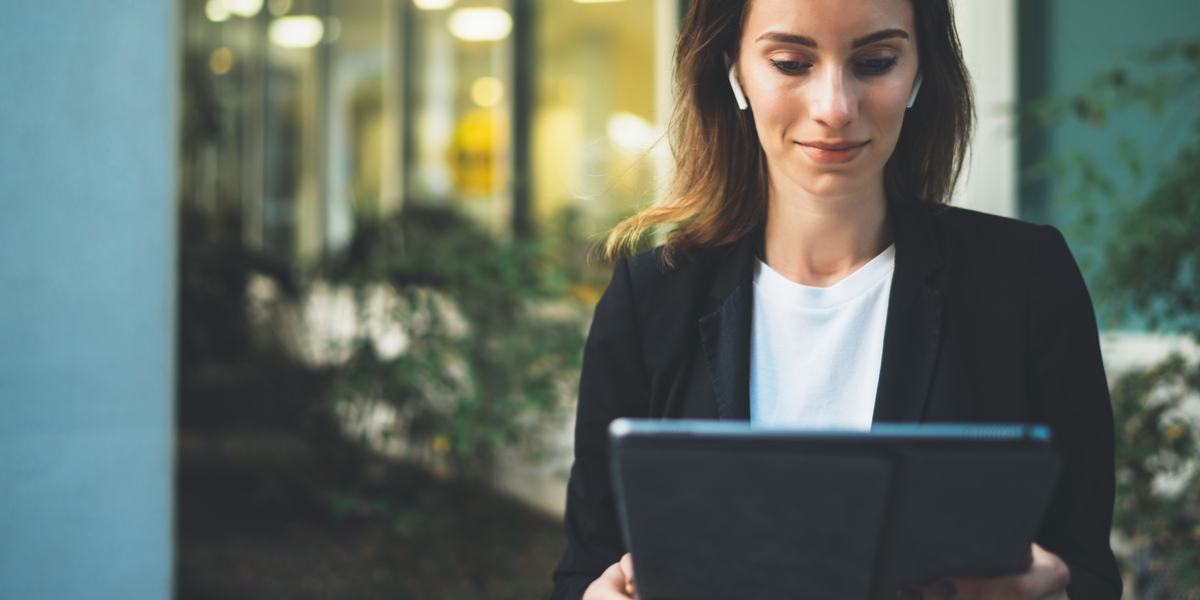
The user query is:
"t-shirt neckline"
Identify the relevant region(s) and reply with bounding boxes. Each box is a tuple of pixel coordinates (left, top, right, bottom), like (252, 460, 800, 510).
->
(753, 244, 896, 310)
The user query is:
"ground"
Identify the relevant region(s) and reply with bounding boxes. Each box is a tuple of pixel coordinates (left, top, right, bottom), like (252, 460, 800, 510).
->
(176, 363, 567, 600)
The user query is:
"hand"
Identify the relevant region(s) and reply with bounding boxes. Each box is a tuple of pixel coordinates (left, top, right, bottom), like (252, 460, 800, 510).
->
(583, 553, 637, 600)
(900, 544, 1070, 600)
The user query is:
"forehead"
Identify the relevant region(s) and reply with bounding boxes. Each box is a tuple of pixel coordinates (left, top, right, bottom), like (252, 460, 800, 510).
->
(743, 0, 915, 46)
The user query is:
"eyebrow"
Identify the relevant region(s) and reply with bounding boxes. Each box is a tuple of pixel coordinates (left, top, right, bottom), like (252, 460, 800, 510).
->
(851, 29, 909, 48)
(755, 31, 818, 48)
(755, 28, 909, 49)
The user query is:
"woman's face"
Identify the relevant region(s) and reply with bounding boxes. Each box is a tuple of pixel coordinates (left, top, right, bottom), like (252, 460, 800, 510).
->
(736, 0, 919, 202)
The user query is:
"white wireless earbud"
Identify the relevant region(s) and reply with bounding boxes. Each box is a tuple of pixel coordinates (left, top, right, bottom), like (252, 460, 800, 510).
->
(728, 62, 749, 111)
(907, 71, 923, 108)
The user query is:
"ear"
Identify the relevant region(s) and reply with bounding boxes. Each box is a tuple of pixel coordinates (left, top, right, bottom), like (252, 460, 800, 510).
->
(907, 71, 923, 109)
(724, 53, 749, 111)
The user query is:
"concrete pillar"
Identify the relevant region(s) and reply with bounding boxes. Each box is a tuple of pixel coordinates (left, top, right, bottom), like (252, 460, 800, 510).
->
(0, 2, 177, 599)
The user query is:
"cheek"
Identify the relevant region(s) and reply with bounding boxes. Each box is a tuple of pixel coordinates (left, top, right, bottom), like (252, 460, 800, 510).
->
(865, 84, 911, 136)
(749, 87, 801, 135)
(740, 68, 802, 131)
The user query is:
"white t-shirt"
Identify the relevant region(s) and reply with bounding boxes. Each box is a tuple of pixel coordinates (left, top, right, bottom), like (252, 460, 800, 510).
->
(749, 245, 895, 430)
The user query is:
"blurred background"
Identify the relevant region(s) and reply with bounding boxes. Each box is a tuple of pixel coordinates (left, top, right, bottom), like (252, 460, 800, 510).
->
(1, 0, 1199, 599)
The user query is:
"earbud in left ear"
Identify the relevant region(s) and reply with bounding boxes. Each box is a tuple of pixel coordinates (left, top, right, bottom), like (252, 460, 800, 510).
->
(907, 71, 923, 109)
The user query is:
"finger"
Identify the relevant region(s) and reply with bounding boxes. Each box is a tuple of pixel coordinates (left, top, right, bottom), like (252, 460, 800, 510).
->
(620, 553, 637, 596)
(583, 562, 635, 600)
(1028, 545, 1070, 600)
(962, 551, 1069, 600)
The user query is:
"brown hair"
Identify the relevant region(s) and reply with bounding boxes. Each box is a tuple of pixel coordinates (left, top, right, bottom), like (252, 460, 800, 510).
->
(604, 0, 974, 262)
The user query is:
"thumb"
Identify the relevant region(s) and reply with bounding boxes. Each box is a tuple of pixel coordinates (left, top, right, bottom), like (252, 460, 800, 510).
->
(620, 553, 636, 596)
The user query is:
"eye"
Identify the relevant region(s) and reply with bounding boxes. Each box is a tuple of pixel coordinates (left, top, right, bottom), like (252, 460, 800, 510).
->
(856, 57, 898, 75)
(769, 59, 810, 75)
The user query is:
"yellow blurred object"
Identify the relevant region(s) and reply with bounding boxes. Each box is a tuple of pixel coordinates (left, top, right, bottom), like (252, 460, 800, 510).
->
(531, 0, 658, 232)
(267, 0, 291, 15)
(209, 47, 233, 75)
(449, 109, 507, 196)
(432, 436, 451, 454)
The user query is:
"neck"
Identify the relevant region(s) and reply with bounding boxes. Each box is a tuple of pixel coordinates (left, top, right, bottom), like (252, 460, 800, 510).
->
(762, 177, 892, 288)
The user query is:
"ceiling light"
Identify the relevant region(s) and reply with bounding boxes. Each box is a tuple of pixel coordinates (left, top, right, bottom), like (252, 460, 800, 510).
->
(448, 8, 512, 42)
(205, 0, 231, 22)
(470, 77, 504, 107)
(269, 16, 325, 48)
(414, 0, 456, 9)
(228, 0, 263, 17)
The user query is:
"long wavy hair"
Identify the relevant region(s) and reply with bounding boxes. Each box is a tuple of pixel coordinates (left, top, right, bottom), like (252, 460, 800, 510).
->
(604, 0, 974, 262)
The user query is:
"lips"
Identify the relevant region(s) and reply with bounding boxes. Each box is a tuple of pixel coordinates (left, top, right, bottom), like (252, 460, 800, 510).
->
(797, 140, 869, 165)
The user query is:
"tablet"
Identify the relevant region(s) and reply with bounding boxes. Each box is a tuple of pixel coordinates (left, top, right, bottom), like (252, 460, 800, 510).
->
(609, 419, 1061, 600)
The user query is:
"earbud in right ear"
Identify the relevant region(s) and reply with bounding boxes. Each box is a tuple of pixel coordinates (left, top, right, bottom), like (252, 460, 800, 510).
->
(728, 62, 749, 111)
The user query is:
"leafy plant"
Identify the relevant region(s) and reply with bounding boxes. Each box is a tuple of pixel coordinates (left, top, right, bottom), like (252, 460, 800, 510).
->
(322, 206, 588, 480)
(1101, 131, 1200, 339)
(1110, 355, 1200, 599)
(1022, 38, 1200, 300)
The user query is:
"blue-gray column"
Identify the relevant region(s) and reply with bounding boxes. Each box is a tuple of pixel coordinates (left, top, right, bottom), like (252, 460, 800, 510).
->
(0, 2, 176, 599)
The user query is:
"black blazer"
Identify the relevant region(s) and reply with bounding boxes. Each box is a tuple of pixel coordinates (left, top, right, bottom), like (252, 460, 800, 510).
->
(551, 203, 1122, 600)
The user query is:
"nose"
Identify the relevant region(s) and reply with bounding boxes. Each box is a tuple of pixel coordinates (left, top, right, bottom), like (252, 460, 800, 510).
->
(808, 66, 858, 129)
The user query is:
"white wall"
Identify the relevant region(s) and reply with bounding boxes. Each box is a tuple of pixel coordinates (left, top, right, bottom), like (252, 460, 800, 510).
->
(0, 2, 177, 598)
(952, 0, 1018, 217)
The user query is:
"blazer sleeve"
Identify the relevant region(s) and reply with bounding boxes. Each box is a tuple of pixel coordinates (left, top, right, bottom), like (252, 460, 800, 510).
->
(1027, 226, 1123, 599)
(551, 259, 653, 600)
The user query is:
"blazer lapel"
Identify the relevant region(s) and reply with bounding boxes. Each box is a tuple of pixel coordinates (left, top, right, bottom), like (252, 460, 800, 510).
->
(698, 237, 757, 421)
(872, 204, 946, 423)
(696, 203, 944, 424)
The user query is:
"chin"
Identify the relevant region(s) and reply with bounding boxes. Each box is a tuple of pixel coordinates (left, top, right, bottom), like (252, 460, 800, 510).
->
(792, 170, 877, 202)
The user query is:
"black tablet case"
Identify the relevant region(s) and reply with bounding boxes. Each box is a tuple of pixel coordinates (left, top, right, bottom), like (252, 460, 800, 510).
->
(610, 420, 1061, 600)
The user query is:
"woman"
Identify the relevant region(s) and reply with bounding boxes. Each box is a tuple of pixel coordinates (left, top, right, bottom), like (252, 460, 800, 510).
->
(552, 0, 1122, 598)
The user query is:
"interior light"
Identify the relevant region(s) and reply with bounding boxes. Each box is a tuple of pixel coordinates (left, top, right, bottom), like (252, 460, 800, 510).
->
(414, 0, 455, 9)
(607, 112, 657, 152)
(205, 0, 231, 22)
(448, 8, 512, 42)
(267, 0, 292, 15)
(269, 16, 325, 48)
(470, 77, 504, 107)
(209, 47, 234, 75)
(228, 0, 263, 17)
